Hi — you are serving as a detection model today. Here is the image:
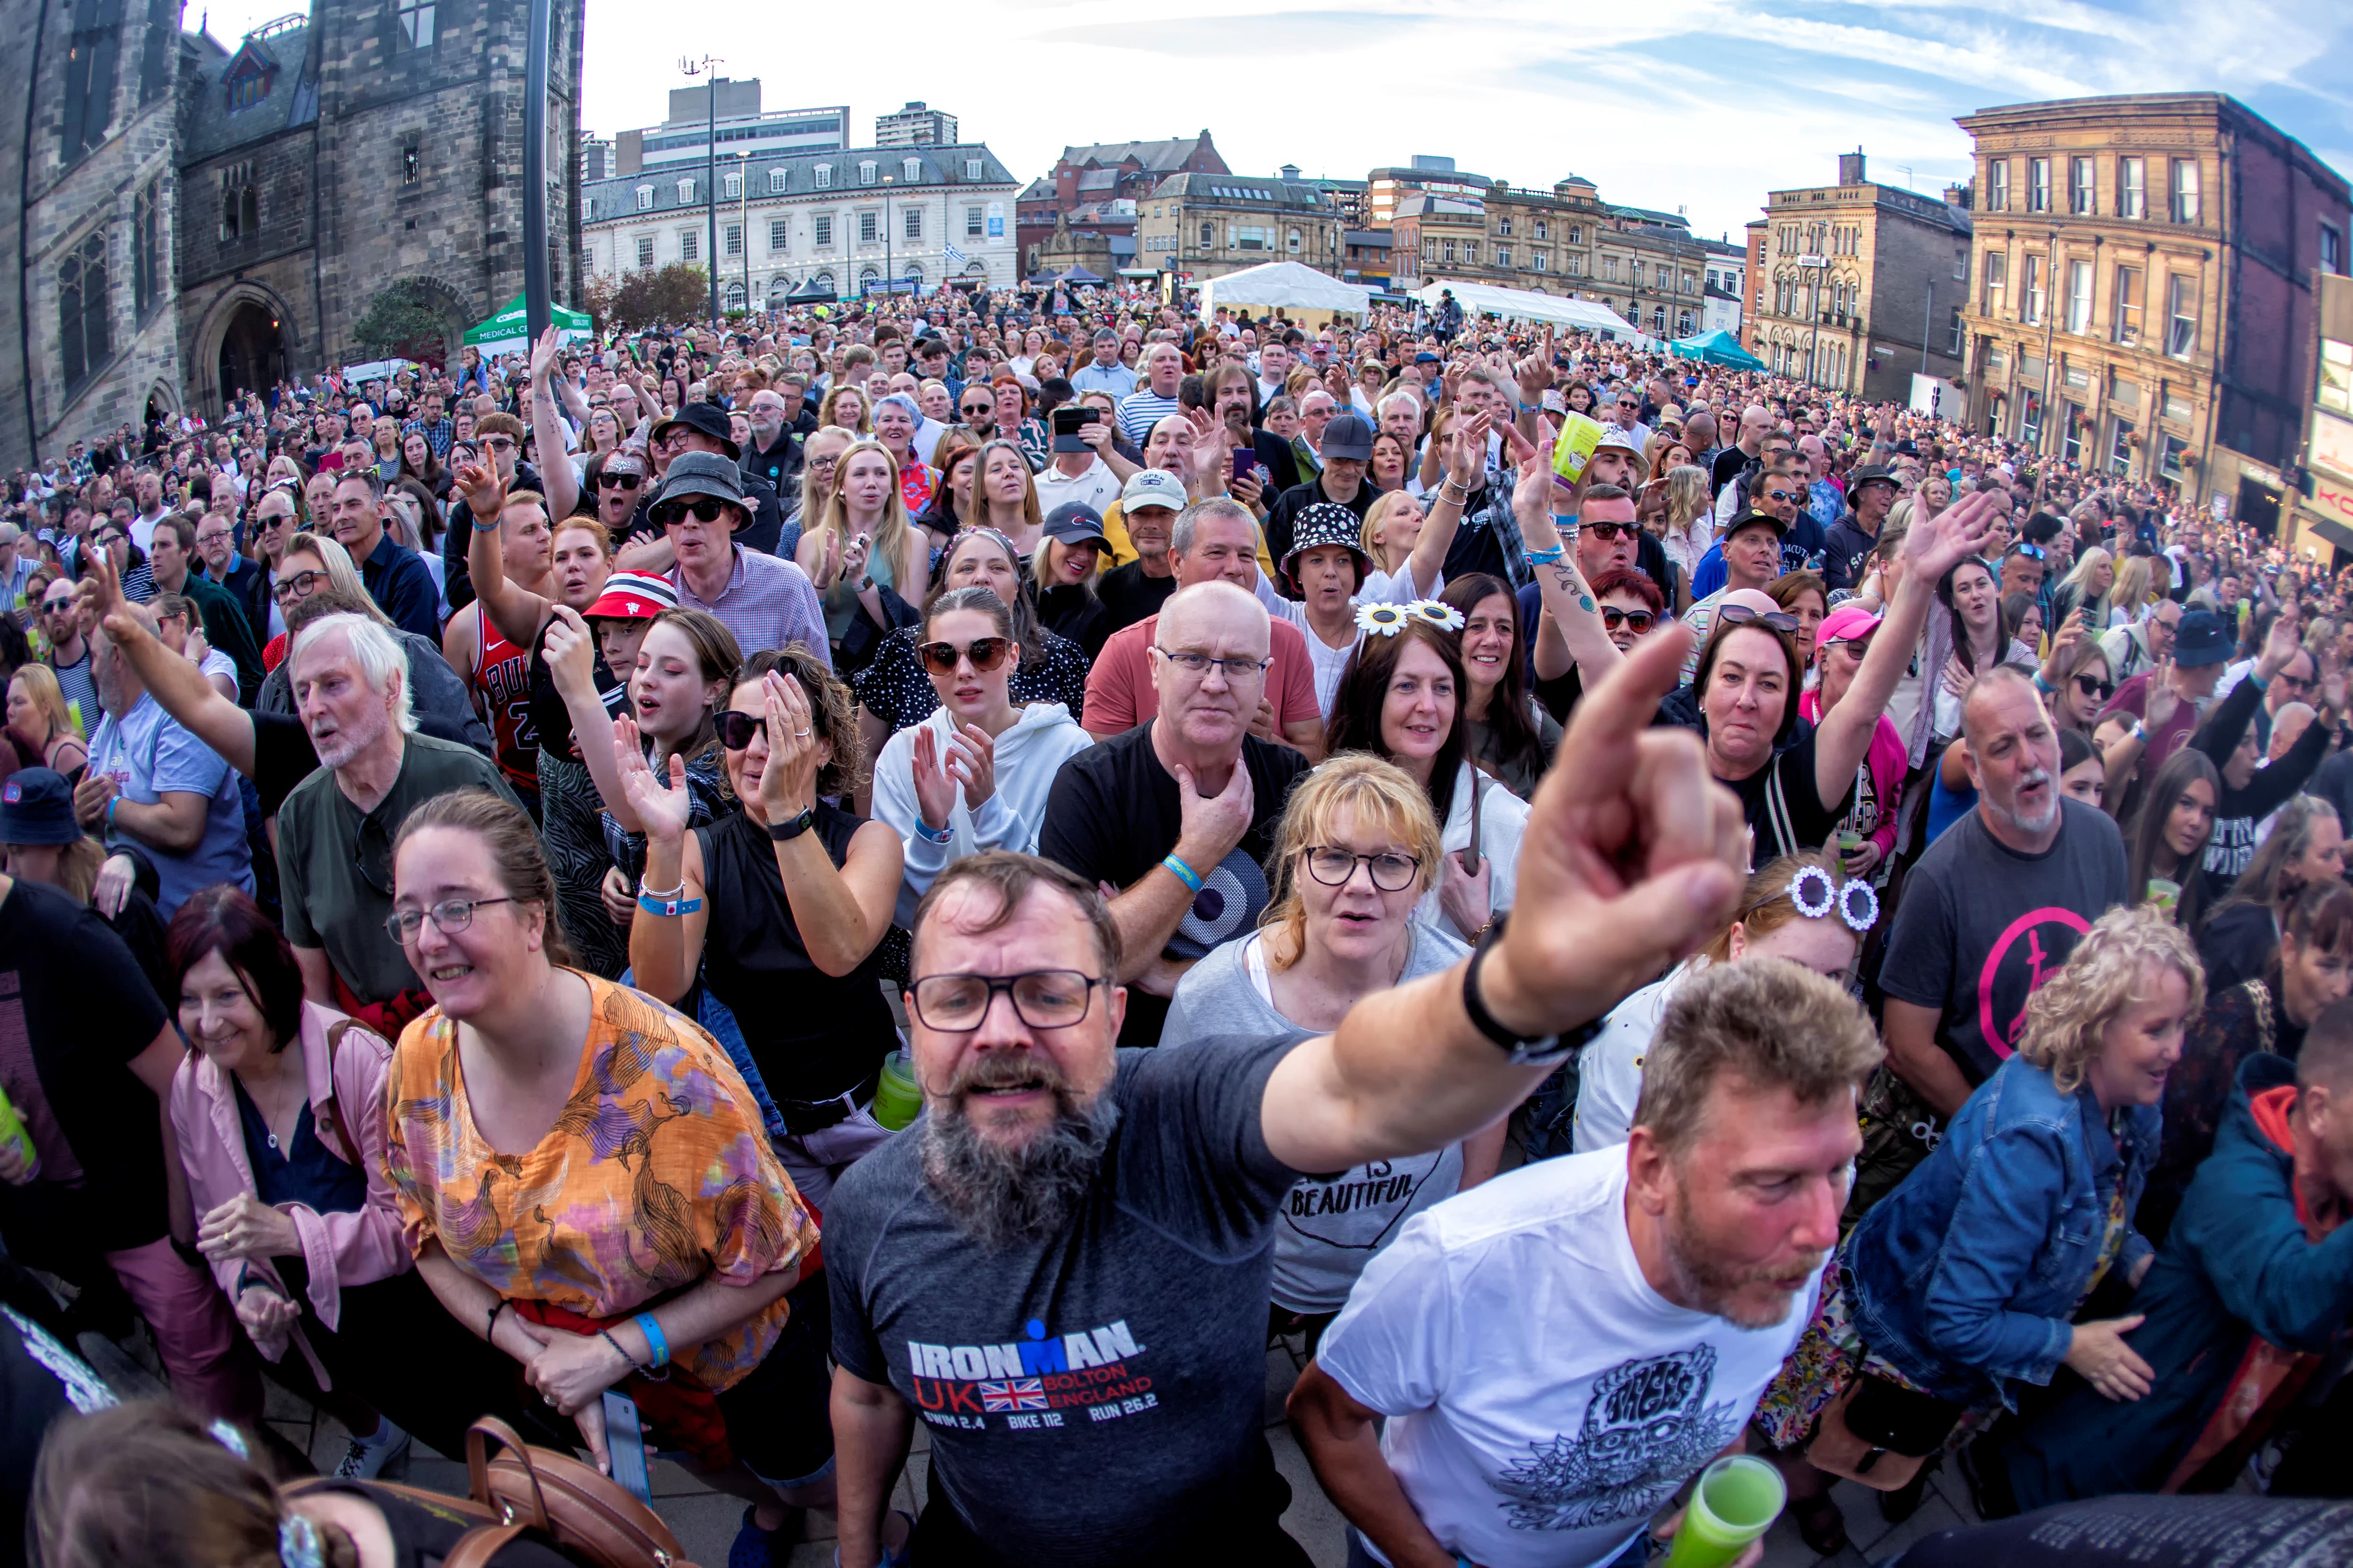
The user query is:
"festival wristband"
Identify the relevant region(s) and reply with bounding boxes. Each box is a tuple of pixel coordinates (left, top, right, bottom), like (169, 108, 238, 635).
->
(1160, 854, 1204, 895)
(486, 1299, 507, 1343)
(1526, 545, 1566, 566)
(913, 818, 954, 845)
(638, 893, 702, 918)
(471, 505, 502, 532)
(107, 795, 120, 824)
(634, 1312, 670, 1369)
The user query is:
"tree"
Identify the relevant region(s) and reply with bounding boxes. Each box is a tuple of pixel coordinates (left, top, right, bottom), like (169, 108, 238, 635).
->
(352, 279, 453, 366)
(590, 264, 710, 332)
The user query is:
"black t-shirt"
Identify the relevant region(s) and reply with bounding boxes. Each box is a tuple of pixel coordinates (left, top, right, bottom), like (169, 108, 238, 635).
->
(0, 880, 173, 1256)
(1710, 445, 1751, 496)
(1038, 725, 1308, 1048)
(1095, 563, 1179, 636)
(1716, 723, 1853, 866)
(826, 1035, 1303, 1565)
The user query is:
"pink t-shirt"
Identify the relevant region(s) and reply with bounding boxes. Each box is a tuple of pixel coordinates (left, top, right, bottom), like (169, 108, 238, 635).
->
(1800, 689, 1906, 853)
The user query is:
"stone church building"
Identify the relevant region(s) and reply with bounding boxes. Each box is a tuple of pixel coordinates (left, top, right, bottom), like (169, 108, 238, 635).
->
(0, 0, 586, 468)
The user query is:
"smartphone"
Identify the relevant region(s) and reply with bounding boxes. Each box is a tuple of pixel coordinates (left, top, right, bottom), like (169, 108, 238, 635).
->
(602, 1390, 652, 1504)
(1050, 406, 1095, 452)
(1231, 448, 1258, 483)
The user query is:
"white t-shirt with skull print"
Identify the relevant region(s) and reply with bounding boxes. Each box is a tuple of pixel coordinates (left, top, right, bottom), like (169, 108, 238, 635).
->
(1318, 1149, 1821, 1568)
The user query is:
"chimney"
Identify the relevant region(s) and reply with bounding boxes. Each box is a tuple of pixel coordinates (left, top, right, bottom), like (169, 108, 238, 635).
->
(1838, 147, 1866, 186)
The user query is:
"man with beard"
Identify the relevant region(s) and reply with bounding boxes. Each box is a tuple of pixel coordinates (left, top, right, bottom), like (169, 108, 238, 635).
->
(1876, 666, 2128, 1162)
(273, 612, 515, 1031)
(827, 622, 1754, 1568)
(1291, 960, 1879, 1568)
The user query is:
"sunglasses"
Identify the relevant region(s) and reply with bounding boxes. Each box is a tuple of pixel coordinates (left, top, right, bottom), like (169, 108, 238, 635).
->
(1716, 604, 1800, 634)
(1763, 488, 1804, 504)
(918, 637, 1012, 676)
(652, 497, 730, 528)
(1578, 520, 1638, 542)
(714, 709, 769, 750)
(1600, 607, 1655, 633)
(599, 471, 643, 489)
(2074, 674, 2116, 700)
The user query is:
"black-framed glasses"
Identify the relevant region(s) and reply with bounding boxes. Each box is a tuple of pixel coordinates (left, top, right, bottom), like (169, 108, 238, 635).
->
(482, 437, 517, 452)
(2074, 674, 2116, 700)
(385, 896, 513, 945)
(1577, 520, 1637, 542)
(1153, 647, 1271, 680)
(1600, 606, 1655, 633)
(909, 970, 1105, 1032)
(961, 403, 992, 417)
(1717, 604, 1800, 634)
(918, 637, 1011, 675)
(599, 471, 643, 489)
(653, 497, 730, 528)
(1303, 847, 1421, 892)
(273, 569, 326, 603)
(93, 530, 125, 548)
(714, 709, 765, 751)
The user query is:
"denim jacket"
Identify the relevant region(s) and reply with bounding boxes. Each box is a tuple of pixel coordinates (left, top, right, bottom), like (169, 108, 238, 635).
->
(1844, 1056, 2160, 1408)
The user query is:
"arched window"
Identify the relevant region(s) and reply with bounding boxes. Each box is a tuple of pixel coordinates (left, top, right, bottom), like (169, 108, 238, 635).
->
(60, 232, 111, 395)
(904, 264, 923, 288)
(813, 271, 835, 291)
(724, 280, 746, 310)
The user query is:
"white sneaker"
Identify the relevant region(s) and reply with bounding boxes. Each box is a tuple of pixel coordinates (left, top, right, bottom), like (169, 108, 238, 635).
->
(334, 1418, 412, 1480)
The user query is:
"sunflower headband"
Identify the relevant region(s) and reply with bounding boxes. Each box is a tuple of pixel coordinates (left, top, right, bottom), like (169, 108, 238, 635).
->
(1788, 864, 1878, 933)
(1356, 599, 1466, 638)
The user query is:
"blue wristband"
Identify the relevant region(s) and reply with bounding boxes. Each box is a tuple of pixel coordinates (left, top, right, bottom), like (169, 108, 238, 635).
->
(1526, 545, 1566, 566)
(1160, 854, 1204, 894)
(634, 1312, 670, 1369)
(107, 794, 119, 824)
(637, 893, 703, 918)
(913, 819, 954, 845)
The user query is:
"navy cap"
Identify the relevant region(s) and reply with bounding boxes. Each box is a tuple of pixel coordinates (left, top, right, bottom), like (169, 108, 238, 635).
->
(0, 769, 82, 847)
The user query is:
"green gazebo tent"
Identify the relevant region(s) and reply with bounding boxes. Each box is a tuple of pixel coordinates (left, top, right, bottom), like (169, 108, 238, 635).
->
(1666, 328, 1765, 371)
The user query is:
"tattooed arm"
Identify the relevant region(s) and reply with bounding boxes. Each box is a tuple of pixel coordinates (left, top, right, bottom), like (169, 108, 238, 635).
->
(1512, 435, 1622, 680)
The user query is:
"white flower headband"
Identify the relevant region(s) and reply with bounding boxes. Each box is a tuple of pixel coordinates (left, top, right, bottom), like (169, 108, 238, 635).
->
(1356, 599, 1466, 638)
(1788, 863, 1879, 933)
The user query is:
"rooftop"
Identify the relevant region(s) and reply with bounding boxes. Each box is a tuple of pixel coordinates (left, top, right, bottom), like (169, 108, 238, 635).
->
(1056, 134, 1213, 173)
(583, 144, 1019, 223)
(179, 20, 317, 164)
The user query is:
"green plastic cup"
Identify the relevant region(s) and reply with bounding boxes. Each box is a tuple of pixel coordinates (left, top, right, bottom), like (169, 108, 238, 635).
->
(2146, 876, 2181, 913)
(1664, 1456, 1786, 1568)
(871, 1048, 923, 1131)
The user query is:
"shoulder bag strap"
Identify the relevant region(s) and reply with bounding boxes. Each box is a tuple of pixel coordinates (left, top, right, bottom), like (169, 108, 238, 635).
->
(317, 1019, 360, 1169)
(439, 1522, 535, 1568)
(1462, 766, 1484, 874)
(2245, 979, 2276, 1056)
(1763, 755, 1799, 870)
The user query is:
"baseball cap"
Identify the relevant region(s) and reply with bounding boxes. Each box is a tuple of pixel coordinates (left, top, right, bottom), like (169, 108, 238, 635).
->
(0, 770, 80, 846)
(1818, 604, 1883, 647)
(1727, 509, 1790, 540)
(1121, 470, 1188, 513)
(1320, 413, 1374, 462)
(585, 569, 679, 621)
(1044, 502, 1108, 547)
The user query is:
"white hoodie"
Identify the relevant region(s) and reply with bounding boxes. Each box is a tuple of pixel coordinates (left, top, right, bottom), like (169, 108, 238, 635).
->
(871, 702, 1096, 927)
(1415, 760, 1529, 939)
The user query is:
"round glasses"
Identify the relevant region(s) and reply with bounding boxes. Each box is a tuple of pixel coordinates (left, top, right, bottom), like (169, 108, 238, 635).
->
(1303, 847, 1421, 892)
(918, 637, 1011, 676)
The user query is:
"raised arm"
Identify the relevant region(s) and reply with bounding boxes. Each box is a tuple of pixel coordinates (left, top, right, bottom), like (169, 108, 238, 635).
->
(529, 328, 581, 522)
(80, 551, 257, 777)
(1259, 621, 1746, 1172)
(1814, 491, 1995, 810)
(457, 457, 555, 650)
(1512, 428, 1621, 680)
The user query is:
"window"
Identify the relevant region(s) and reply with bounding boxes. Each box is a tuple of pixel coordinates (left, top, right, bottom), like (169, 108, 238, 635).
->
(724, 224, 741, 257)
(1678, 311, 1694, 336)
(1463, 241, 1478, 265)
(2324, 223, 2345, 276)
(227, 68, 265, 112)
(1987, 159, 2010, 212)
(635, 235, 654, 268)
(2112, 265, 2142, 344)
(966, 205, 983, 237)
(1199, 222, 1214, 248)
(635, 185, 652, 211)
(814, 163, 833, 189)
(904, 207, 920, 240)
(1657, 264, 1672, 289)
(858, 211, 877, 244)
(1531, 251, 1548, 273)
(900, 157, 921, 184)
(858, 161, 875, 185)
(769, 169, 787, 194)
(1568, 225, 1582, 245)
(2020, 253, 2044, 325)
(402, 136, 420, 186)
(1535, 219, 1548, 241)
(2169, 159, 2200, 224)
(1983, 249, 2007, 314)
(2166, 273, 2197, 358)
(1567, 253, 1583, 277)
(2060, 404, 2084, 463)
(1494, 246, 1511, 269)
(1603, 256, 1619, 281)
(2109, 418, 2134, 474)
(1237, 226, 1270, 252)
(1442, 239, 1456, 265)
(769, 218, 789, 252)
(2065, 259, 2092, 334)
(59, 231, 109, 395)
(2028, 158, 2051, 213)
(965, 158, 983, 181)
(394, 0, 433, 47)
(2069, 156, 2094, 215)
(132, 178, 162, 316)
(679, 229, 698, 262)
(814, 216, 833, 246)
(1949, 303, 1964, 355)
(2118, 157, 2145, 219)
(2019, 389, 2043, 447)
(61, 0, 122, 160)
(723, 173, 741, 200)
(677, 179, 694, 203)
(1682, 272, 1695, 293)
(2160, 433, 2188, 478)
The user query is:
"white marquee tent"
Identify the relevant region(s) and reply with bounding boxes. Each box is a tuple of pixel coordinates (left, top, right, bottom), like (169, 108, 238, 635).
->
(1413, 280, 1637, 338)
(1197, 261, 1374, 324)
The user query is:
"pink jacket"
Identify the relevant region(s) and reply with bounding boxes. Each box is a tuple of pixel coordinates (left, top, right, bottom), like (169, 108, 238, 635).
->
(169, 1001, 406, 1380)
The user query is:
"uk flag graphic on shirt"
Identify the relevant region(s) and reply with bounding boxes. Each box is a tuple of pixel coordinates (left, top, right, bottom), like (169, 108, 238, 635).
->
(980, 1378, 1050, 1412)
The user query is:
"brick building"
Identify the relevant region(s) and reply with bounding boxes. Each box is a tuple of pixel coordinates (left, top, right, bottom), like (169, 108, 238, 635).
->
(1750, 150, 1972, 400)
(1954, 93, 2350, 508)
(1014, 133, 1227, 267)
(1132, 173, 1344, 283)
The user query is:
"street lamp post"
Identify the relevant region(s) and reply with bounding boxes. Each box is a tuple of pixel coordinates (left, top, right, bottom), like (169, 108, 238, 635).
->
(737, 149, 751, 317)
(882, 173, 894, 302)
(678, 55, 723, 325)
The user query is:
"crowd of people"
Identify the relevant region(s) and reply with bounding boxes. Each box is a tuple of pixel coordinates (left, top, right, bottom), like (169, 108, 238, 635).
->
(1, 280, 2351, 1568)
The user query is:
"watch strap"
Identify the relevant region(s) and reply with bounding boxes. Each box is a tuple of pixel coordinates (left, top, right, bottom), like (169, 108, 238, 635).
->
(1462, 914, 1601, 1067)
(768, 808, 817, 842)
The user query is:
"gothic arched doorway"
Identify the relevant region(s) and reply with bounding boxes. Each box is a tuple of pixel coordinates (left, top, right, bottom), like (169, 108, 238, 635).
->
(217, 301, 286, 407)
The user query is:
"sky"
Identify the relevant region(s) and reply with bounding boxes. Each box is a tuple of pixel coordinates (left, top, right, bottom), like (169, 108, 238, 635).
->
(188, 0, 2353, 242)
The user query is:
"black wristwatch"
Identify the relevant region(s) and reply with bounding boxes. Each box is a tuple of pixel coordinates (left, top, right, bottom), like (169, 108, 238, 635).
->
(768, 807, 816, 842)
(1462, 915, 1601, 1067)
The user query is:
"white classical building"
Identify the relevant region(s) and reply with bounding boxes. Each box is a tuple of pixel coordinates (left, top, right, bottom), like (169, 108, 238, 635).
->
(581, 143, 1020, 307)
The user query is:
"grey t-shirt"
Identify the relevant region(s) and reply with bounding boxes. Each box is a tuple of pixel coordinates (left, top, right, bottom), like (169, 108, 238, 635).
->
(1879, 799, 2129, 1082)
(1163, 923, 1470, 1313)
(825, 1035, 1303, 1563)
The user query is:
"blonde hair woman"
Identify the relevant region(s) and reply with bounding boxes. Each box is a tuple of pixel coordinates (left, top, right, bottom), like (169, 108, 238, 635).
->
(970, 438, 1047, 560)
(7, 664, 88, 777)
(794, 438, 925, 652)
(1656, 463, 1714, 597)
(2105, 554, 2155, 629)
(2051, 544, 2115, 631)
(817, 383, 872, 436)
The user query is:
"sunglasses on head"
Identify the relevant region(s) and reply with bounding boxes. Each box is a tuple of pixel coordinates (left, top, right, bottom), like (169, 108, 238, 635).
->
(1600, 606, 1655, 633)
(918, 636, 1012, 675)
(652, 497, 730, 528)
(1578, 520, 1638, 542)
(599, 471, 643, 489)
(1716, 604, 1800, 635)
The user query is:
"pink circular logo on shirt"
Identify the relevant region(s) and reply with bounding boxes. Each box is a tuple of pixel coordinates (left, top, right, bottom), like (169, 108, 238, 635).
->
(1976, 906, 2095, 1058)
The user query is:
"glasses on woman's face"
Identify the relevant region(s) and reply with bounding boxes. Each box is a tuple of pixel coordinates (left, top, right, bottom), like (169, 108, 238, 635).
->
(714, 708, 766, 751)
(385, 896, 514, 945)
(918, 636, 1011, 676)
(1716, 603, 1800, 635)
(909, 970, 1103, 1032)
(2074, 674, 2115, 701)
(1599, 606, 1655, 634)
(1303, 846, 1421, 892)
